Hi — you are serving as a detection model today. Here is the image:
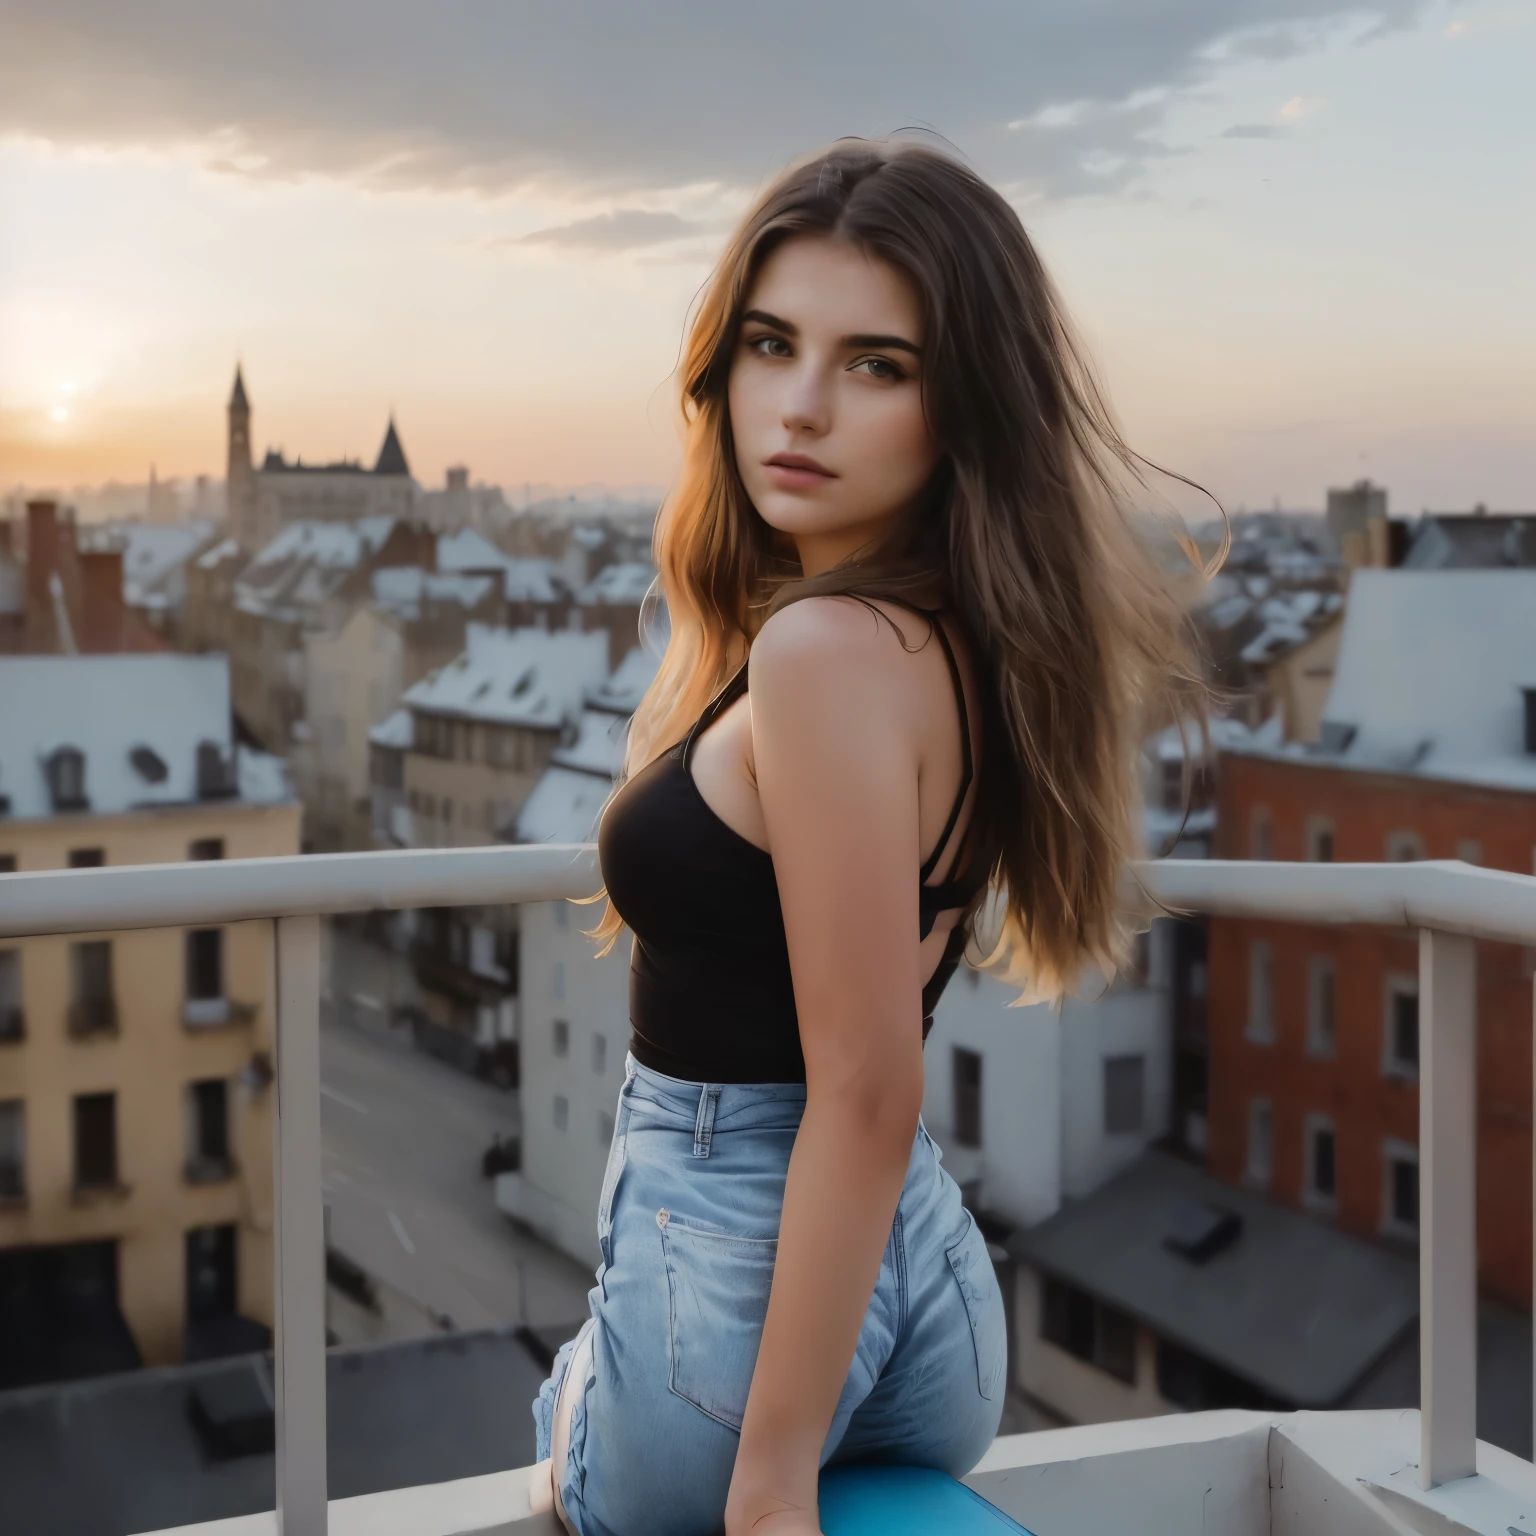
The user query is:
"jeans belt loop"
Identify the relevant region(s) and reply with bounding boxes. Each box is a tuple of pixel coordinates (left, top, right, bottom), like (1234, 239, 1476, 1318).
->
(693, 1083, 722, 1159)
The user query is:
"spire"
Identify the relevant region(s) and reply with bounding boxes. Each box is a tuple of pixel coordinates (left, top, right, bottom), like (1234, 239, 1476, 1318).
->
(374, 414, 410, 477)
(229, 364, 249, 411)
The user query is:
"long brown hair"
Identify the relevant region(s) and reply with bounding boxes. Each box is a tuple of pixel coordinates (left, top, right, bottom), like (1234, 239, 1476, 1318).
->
(588, 138, 1215, 1003)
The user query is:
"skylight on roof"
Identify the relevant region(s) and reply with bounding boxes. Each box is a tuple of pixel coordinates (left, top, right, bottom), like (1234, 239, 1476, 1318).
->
(129, 745, 169, 784)
(511, 669, 535, 698)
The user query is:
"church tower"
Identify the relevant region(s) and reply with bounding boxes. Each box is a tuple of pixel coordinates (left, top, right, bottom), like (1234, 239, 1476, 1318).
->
(226, 365, 256, 548)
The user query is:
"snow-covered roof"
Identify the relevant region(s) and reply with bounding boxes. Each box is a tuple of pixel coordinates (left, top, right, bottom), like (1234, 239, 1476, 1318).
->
(580, 561, 656, 606)
(401, 624, 609, 729)
(368, 707, 413, 750)
(585, 645, 658, 715)
(513, 763, 615, 844)
(435, 527, 512, 575)
(235, 517, 396, 622)
(0, 653, 294, 820)
(196, 537, 242, 571)
(1234, 570, 1536, 792)
(370, 566, 495, 621)
(1240, 622, 1312, 666)
(501, 558, 563, 603)
(84, 521, 217, 607)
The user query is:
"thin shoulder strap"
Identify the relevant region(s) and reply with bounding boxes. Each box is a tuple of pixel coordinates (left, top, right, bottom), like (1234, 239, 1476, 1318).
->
(907, 606, 974, 884)
(681, 659, 749, 768)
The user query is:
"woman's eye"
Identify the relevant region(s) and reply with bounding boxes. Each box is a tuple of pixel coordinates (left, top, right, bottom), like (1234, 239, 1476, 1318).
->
(854, 356, 905, 381)
(748, 335, 791, 358)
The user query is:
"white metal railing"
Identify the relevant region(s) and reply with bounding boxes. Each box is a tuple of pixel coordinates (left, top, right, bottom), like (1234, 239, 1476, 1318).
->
(0, 851, 1533, 1531)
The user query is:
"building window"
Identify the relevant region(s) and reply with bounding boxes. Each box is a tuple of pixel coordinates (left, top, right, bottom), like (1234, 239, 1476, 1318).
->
(1385, 830, 1425, 862)
(1246, 940, 1275, 1044)
(598, 1109, 616, 1146)
(1382, 1140, 1420, 1240)
(552, 1018, 570, 1058)
(1306, 957, 1337, 1058)
(952, 1047, 982, 1149)
(1305, 1116, 1337, 1209)
(1246, 1099, 1273, 1187)
(68, 847, 105, 868)
(1306, 817, 1334, 863)
(0, 949, 21, 1043)
(74, 1092, 118, 1189)
(592, 1033, 607, 1075)
(69, 941, 117, 1037)
(186, 930, 224, 1002)
(189, 838, 225, 861)
(553, 1094, 569, 1133)
(47, 747, 89, 812)
(187, 1079, 233, 1181)
(186, 1225, 238, 1323)
(1384, 975, 1419, 1079)
(1103, 1055, 1145, 1135)
(552, 962, 566, 1001)
(0, 1099, 24, 1200)
(1041, 1277, 1137, 1385)
(1453, 839, 1481, 866)
(1249, 807, 1273, 861)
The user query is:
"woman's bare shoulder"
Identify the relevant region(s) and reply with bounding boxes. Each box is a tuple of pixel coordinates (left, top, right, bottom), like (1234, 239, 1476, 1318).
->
(750, 595, 925, 692)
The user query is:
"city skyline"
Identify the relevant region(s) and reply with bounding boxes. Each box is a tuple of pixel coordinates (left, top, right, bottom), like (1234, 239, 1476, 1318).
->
(1, 1, 1532, 510)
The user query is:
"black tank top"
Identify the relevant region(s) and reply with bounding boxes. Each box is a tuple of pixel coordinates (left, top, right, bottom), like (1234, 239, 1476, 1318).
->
(598, 602, 986, 1084)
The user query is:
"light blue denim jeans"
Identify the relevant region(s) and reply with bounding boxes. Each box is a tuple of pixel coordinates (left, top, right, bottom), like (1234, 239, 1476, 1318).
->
(532, 1053, 1006, 1536)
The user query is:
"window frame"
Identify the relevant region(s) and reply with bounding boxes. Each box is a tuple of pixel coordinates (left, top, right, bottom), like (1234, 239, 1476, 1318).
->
(1303, 1113, 1339, 1214)
(1245, 1097, 1274, 1188)
(1305, 816, 1335, 863)
(1246, 939, 1275, 1045)
(952, 1046, 983, 1149)
(1382, 972, 1420, 1081)
(1306, 955, 1337, 1059)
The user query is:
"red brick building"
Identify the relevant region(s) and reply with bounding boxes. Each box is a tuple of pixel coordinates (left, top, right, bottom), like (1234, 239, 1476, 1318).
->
(1205, 569, 1536, 1312)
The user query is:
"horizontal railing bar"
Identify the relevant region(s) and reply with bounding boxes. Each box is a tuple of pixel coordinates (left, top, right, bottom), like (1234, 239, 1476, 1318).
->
(0, 844, 601, 938)
(1142, 858, 1536, 947)
(0, 849, 1534, 945)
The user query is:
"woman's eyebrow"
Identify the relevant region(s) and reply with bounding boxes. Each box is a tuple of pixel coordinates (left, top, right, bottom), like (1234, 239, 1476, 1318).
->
(741, 309, 922, 358)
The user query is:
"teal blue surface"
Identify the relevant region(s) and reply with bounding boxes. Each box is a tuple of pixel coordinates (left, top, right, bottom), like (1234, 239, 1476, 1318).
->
(819, 1465, 1036, 1535)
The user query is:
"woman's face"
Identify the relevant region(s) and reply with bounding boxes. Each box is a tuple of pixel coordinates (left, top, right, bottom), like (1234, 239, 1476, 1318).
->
(728, 234, 938, 576)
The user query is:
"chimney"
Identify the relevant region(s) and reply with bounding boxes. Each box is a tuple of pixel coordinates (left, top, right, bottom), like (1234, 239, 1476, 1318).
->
(1524, 687, 1536, 756)
(79, 548, 127, 650)
(26, 500, 61, 610)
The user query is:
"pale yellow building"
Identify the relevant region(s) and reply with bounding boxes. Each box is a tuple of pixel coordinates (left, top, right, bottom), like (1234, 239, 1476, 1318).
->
(296, 569, 499, 851)
(0, 653, 300, 1383)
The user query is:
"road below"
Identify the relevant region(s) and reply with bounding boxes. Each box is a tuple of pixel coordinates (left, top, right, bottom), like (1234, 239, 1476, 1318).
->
(318, 988, 593, 1345)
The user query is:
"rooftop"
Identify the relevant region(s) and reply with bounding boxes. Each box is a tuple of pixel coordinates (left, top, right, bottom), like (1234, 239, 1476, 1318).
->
(369, 566, 496, 622)
(0, 652, 292, 817)
(578, 559, 655, 606)
(400, 623, 609, 729)
(1232, 569, 1536, 792)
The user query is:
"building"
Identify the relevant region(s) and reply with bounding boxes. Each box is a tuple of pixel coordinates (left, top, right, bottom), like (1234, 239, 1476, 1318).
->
(0, 653, 300, 1387)
(228, 516, 434, 753)
(223, 367, 417, 552)
(77, 520, 219, 644)
(494, 646, 658, 1264)
(1325, 479, 1388, 561)
(575, 559, 656, 669)
(0, 500, 169, 657)
(368, 625, 611, 1084)
(294, 539, 513, 851)
(1401, 510, 1536, 570)
(1207, 569, 1536, 1310)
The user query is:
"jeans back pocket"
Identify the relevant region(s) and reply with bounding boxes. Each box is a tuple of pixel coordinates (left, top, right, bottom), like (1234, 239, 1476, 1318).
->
(945, 1221, 1007, 1402)
(659, 1210, 778, 1431)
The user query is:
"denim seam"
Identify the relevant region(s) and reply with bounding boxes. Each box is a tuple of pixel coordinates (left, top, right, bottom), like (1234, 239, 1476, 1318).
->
(891, 1209, 909, 1338)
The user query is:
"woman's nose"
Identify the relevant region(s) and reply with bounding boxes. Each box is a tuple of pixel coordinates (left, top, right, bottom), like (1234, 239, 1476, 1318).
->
(781, 363, 831, 436)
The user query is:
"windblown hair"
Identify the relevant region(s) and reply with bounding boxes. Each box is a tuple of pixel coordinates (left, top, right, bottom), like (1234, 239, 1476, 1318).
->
(587, 138, 1217, 1003)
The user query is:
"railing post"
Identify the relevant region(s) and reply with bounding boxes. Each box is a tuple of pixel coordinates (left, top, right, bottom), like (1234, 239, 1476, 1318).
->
(1419, 926, 1477, 1488)
(274, 915, 328, 1533)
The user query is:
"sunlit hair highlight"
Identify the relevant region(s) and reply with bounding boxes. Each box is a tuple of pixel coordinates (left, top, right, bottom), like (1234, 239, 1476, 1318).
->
(583, 137, 1219, 1005)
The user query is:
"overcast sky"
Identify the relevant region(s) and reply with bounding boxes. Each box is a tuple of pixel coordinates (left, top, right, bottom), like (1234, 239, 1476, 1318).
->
(1, 0, 1531, 511)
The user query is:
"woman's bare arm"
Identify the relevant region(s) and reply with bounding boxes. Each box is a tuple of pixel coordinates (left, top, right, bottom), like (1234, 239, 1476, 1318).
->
(724, 598, 928, 1536)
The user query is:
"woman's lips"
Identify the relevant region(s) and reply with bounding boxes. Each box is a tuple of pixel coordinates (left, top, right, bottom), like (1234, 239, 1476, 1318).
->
(764, 453, 836, 489)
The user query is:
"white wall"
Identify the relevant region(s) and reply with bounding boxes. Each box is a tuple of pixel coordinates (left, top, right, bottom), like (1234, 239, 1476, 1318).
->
(497, 899, 630, 1270)
(922, 921, 1174, 1230)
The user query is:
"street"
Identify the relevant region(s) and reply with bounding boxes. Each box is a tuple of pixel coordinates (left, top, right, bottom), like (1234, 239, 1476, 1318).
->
(318, 929, 593, 1346)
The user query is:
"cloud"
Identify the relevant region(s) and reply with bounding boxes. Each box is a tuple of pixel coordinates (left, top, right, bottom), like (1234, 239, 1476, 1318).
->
(0, 2, 1428, 202)
(510, 209, 701, 252)
(1278, 93, 1330, 119)
(1444, 6, 1529, 38)
(1221, 124, 1289, 138)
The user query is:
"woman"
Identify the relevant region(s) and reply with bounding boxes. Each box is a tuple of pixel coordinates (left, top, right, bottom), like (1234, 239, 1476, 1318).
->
(530, 139, 1205, 1536)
